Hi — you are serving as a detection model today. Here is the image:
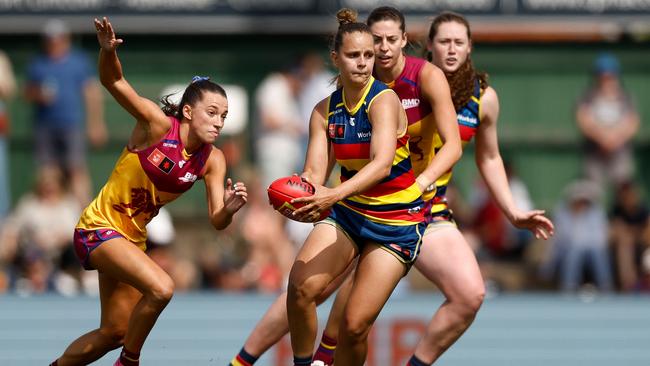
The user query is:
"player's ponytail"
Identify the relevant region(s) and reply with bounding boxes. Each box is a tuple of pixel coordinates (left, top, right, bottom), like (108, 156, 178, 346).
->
(160, 76, 227, 120)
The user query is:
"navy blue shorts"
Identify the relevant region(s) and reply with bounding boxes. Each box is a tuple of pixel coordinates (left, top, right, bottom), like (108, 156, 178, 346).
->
(322, 203, 425, 266)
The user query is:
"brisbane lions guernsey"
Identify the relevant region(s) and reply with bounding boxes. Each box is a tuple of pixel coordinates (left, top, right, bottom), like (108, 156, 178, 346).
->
(385, 56, 437, 202)
(431, 79, 482, 215)
(77, 117, 213, 247)
(327, 76, 423, 226)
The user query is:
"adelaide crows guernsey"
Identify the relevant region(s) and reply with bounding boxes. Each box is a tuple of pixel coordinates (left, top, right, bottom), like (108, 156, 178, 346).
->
(327, 77, 423, 226)
(77, 117, 213, 248)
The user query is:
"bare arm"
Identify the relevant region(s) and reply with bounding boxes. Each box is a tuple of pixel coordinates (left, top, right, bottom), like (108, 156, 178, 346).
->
(475, 87, 554, 239)
(293, 91, 399, 221)
(83, 79, 108, 147)
(0, 51, 16, 100)
(416, 63, 462, 190)
(94, 17, 169, 146)
(203, 147, 247, 230)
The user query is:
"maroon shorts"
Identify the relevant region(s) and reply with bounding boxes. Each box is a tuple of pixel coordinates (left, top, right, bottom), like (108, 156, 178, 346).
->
(73, 228, 124, 270)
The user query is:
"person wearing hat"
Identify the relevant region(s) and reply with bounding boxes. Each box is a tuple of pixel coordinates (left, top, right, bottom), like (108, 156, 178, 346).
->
(575, 53, 639, 189)
(541, 180, 614, 292)
(25, 19, 108, 206)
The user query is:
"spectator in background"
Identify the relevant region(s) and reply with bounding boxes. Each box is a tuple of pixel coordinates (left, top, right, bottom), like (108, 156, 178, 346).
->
(541, 180, 613, 292)
(609, 180, 650, 291)
(0, 164, 82, 295)
(145, 207, 198, 291)
(0, 50, 16, 222)
(24, 19, 107, 206)
(254, 64, 303, 188)
(576, 53, 639, 190)
(471, 160, 534, 261)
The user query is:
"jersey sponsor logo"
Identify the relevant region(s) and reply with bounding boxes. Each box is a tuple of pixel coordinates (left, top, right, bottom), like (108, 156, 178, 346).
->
(162, 139, 179, 148)
(333, 108, 343, 115)
(357, 130, 371, 139)
(178, 172, 198, 183)
(457, 113, 478, 126)
(147, 148, 175, 174)
(329, 123, 346, 139)
(178, 160, 186, 168)
(402, 98, 420, 110)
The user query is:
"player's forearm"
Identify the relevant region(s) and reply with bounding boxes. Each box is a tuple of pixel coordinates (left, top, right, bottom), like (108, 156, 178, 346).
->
(98, 48, 124, 87)
(477, 155, 517, 222)
(333, 159, 390, 200)
(417, 139, 462, 189)
(210, 208, 234, 230)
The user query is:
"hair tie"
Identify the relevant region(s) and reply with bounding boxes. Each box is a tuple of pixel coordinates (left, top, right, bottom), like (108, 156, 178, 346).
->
(191, 76, 210, 83)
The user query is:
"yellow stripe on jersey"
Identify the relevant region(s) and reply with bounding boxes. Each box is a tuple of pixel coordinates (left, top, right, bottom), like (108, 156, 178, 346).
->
(338, 200, 422, 226)
(346, 182, 421, 207)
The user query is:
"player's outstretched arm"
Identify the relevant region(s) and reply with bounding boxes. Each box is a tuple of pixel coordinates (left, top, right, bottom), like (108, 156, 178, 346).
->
(94, 16, 167, 127)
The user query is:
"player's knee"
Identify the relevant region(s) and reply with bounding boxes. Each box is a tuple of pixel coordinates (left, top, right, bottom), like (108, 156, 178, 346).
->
(341, 316, 372, 343)
(288, 275, 326, 305)
(457, 286, 485, 318)
(149, 275, 175, 306)
(99, 325, 127, 347)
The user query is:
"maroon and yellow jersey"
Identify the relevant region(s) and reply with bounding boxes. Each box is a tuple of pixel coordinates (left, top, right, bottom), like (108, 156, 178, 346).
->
(385, 56, 437, 201)
(431, 79, 482, 216)
(77, 117, 213, 248)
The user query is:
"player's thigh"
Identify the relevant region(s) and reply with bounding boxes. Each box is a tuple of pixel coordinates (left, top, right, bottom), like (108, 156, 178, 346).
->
(415, 226, 484, 298)
(290, 223, 358, 288)
(89, 237, 173, 295)
(345, 244, 406, 324)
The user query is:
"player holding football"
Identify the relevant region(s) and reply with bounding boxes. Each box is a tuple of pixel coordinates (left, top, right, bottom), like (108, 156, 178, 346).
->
(284, 8, 431, 365)
(49, 17, 247, 366)
(311, 9, 555, 366)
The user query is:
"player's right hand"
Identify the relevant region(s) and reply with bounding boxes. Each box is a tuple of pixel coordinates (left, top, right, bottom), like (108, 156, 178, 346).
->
(94, 17, 123, 52)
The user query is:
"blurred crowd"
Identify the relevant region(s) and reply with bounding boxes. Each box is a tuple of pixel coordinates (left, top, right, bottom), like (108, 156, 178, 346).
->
(0, 20, 648, 297)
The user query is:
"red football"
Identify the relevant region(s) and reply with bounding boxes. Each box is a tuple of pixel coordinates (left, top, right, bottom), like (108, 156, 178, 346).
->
(267, 176, 330, 222)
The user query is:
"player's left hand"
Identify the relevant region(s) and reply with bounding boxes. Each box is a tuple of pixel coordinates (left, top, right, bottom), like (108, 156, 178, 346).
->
(510, 209, 555, 240)
(224, 178, 247, 214)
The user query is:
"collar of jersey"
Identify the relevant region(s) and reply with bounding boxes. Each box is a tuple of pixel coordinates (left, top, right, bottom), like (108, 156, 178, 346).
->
(342, 76, 374, 115)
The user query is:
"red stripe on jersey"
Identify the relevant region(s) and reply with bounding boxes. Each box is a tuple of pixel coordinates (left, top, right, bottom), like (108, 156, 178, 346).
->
(362, 171, 416, 198)
(333, 142, 371, 160)
(459, 124, 477, 142)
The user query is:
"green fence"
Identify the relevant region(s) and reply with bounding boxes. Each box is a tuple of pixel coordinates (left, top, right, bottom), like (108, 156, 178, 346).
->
(2, 35, 649, 214)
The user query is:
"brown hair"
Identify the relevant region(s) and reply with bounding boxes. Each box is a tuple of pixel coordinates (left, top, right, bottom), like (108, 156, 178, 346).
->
(428, 11, 488, 111)
(331, 8, 372, 52)
(366, 6, 405, 33)
(161, 77, 227, 120)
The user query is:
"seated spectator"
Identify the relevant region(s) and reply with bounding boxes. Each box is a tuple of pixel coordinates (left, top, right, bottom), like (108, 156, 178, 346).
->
(0, 164, 82, 294)
(609, 180, 650, 291)
(540, 180, 613, 292)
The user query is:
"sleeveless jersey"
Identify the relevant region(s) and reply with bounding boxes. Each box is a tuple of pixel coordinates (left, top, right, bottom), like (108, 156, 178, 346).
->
(77, 117, 213, 247)
(431, 79, 482, 215)
(385, 56, 437, 201)
(327, 77, 423, 226)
